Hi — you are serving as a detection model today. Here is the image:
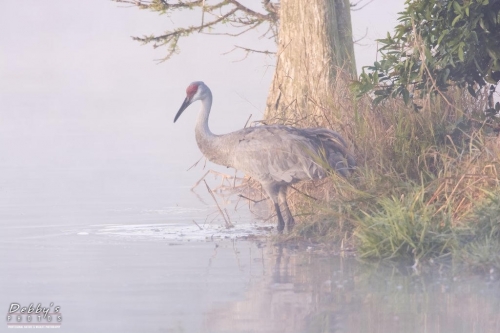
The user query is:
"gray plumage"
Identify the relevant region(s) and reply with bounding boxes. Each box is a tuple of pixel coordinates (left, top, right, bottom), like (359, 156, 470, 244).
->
(174, 81, 355, 232)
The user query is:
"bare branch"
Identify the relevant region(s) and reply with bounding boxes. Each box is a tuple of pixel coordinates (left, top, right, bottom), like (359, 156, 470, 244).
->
(113, 0, 279, 61)
(222, 45, 275, 62)
(353, 27, 368, 44)
(232, 45, 276, 55)
(112, 0, 204, 9)
(262, 0, 279, 17)
(133, 7, 243, 61)
(351, 0, 375, 11)
(204, 21, 263, 38)
(227, 0, 270, 20)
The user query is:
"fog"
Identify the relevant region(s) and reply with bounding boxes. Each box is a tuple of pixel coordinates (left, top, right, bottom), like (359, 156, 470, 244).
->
(0, 2, 417, 332)
(0, 1, 271, 220)
(0, 0, 404, 221)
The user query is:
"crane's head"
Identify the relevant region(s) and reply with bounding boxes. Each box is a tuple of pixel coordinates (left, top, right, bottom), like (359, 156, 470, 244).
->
(174, 81, 208, 123)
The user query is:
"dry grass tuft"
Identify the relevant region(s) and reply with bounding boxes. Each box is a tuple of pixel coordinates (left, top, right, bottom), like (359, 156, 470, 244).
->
(260, 69, 500, 266)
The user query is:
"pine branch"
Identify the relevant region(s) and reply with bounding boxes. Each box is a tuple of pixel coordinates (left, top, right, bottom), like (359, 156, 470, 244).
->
(133, 8, 239, 44)
(112, 0, 203, 9)
(113, 0, 279, 61)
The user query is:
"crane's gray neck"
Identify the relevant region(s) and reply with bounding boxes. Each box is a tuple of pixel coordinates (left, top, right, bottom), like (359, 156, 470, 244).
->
(195, 89, 214, 138)
(194, 89, 231, 166)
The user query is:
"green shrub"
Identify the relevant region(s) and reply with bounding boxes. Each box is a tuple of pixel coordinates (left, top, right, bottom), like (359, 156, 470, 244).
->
(355, 189, 456, 261)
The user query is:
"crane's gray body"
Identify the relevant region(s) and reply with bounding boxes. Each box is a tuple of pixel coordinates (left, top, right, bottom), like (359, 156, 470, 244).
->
(175, 81, 355, 232)
(196, 125, 355, 186)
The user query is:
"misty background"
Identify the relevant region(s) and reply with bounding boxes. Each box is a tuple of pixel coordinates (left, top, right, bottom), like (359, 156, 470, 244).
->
(0, 0, 404, 224)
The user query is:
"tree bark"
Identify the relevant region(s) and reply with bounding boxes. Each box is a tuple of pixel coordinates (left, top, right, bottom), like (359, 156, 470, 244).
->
(265, 0, 356, 125)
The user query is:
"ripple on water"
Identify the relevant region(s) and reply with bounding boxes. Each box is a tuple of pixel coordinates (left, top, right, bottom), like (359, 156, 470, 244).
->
(92, 222, 273, 241)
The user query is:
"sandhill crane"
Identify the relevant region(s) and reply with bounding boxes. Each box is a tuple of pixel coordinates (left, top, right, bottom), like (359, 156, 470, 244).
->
(174, 81, 355, 232)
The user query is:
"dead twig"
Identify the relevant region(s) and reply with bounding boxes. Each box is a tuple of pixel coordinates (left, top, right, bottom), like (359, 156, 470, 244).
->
(238, 194, 268, 203)
(224, 208, 233, 227)
(290, 185, 318, 201)
(204, 180, 234, 228)
(243, 114, 253, 128)
(187, 155, 205, 171)
(191, 170, 236, 190)
(192, 220, 203, 230)
(192, 171, 210, 190)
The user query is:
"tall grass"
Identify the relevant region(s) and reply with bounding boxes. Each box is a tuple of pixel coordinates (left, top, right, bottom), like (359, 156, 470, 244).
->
(272, 74, 500, 267)
(457, 196, 500, 270)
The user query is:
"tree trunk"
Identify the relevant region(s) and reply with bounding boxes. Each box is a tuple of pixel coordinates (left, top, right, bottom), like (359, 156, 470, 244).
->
(265, 0, 356, 125)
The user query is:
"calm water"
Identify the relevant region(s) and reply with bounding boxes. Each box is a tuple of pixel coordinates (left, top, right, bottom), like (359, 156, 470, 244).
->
(2, 239, 500, 333)
(2, 182, 500, 332)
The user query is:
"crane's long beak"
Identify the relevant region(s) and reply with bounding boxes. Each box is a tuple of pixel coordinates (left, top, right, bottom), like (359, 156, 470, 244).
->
(174, 97, 191, 123)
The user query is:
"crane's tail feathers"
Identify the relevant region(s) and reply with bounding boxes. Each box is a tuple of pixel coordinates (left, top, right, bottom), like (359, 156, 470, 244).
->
(309, 129, 356, 177)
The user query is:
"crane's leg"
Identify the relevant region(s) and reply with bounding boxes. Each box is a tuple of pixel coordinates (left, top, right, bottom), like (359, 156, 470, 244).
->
(263, 184, 285, 232)
(278, 186, 295, 232)
(274, 203, 286, 233)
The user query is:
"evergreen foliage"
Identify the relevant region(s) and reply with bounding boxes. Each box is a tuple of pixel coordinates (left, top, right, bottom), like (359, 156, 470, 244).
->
(354, 0, 500, 113)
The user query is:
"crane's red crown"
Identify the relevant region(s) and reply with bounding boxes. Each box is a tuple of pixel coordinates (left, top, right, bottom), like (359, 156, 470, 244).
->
(186, 83, 199, 98)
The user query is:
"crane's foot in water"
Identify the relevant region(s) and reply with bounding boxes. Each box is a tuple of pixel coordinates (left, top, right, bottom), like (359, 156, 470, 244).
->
(275, 203, 285, 233)
(285, 218, 295, 234)
(274, 204, 296, 234)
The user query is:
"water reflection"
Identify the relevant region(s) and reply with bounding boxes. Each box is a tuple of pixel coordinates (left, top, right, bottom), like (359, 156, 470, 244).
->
(3, 219, 500, 333)
(205, 244, 500, 333)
